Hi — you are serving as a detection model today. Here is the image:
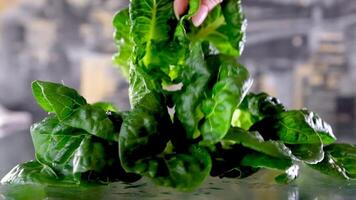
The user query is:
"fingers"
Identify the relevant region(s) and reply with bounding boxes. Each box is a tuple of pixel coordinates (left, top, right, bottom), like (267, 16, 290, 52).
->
(192, 0, 223, 27)
(174, 0, 189, 19)
(192, 5, 209, 27)
(202, 0, 223, 11)
(174, 0, 223, 27)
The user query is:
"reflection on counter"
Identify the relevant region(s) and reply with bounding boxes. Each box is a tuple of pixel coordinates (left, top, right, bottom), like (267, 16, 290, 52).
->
(1, 168, 356, 200)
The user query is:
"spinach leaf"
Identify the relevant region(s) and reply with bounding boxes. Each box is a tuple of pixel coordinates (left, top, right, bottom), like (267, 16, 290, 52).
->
(129, 66, 160, 109)
(187, 0, 246, 57)
(241, 153, 293, 171)
(286, 142, 324, 164)
(119, 105, 169, 174)
(210, 143, 258, 179)
(232, 93, 285, 130)
(174, 44, 210, 139)
(251, 110, 331, 164)
(240, 152, 299, 184)
(130, 0, 174, 67)
(113, 8, 133, 78)
(63, 105, 118, 142)
(31, 115, 83, 136)
(223, 127, 294, 159)
(200, 61, 252, 143)
(151, 145, 212, 192)
(0, 161, 74, 185)
(251, 110, 336, 145)
(31, 115, 139, 183)
(92, 102, 118, 112)
(310, 144, 356, 179)
(32, 81, 87, 120)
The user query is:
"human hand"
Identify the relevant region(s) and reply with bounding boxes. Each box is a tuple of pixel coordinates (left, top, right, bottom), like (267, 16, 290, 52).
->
(174, 0, 223, 27)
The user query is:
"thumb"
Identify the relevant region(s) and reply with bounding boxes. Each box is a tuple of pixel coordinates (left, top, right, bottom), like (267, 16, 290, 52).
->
(192, 0, 223, 27)
(174, 0, 189, 19)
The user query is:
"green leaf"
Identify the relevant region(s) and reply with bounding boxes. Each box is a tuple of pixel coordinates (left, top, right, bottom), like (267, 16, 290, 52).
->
(72, 136, 108, 173)
(63, 105, 118, 142)
(151, 145, 212, 192)
(232, 93, 285, 130)
(223, 127, 294, 159)
(187, 0, 246, 57)
(31, 117, 131, 182)
(241, 153, 299, 184)
(129, 66, 160, 109)
(252, 110, 336, 145)
(92, 102, 119, 112)
(130, 0, 174, 67)
(310, 143, 356, 179)
(174, 44, 210, 139)
(286, 142, 324, 164)
(0, 161, 75, 185)
(31, 115, 83, 136)
(31, 81, 87, 120)
(200, 61, 252, 143)
(241, 152, 294, 171)
(231, 109, 254, 130)
(31, 124, 85, 177)
(210, 143, 258, 179)
(119, 106, 169, 173)
(113, 8, 133, 78)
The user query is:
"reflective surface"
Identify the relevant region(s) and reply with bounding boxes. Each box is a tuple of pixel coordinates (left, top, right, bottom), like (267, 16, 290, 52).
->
(1, 167, 356, 200)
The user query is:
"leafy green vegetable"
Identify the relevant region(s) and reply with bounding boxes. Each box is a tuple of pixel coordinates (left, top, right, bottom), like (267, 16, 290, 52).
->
(200, 60, 252, 143)
(32, 81, 87, 120)
(310, 144, 356, 179)
(223, 128, 294, 159)
(0, 161, 74, 186)
(92, 102, 118, 112)
(251, 110, 336, 145)
(187, 0, 246, 56)
(3, 0, 356, 191)
(113, 8, 133, 78)
(174, 43, 210, 139)
(232, 93, 285, 129)
(63, 105, 118, 142)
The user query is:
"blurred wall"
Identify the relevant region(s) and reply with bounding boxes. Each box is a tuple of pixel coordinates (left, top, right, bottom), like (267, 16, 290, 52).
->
(0, 0, 356, 139)
(0, 0, 130, 120)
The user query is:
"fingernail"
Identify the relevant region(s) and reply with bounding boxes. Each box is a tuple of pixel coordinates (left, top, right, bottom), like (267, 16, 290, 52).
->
(192, 4, 209, 27)
(174, 0, 189, 19)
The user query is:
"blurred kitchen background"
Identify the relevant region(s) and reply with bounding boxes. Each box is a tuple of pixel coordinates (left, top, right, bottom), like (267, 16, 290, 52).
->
(0, 0, 356, 176)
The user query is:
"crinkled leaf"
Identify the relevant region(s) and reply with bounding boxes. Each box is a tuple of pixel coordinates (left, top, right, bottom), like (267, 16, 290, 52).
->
(201, 61, 252, 143)
(31, 115, 83, 136)
(130, 0, 174, 67)
(310, 144, 356, 179)
(241, 152, 294, 171)
(210, 143, 258, 179)
(151, 145, 212, 192)
(1, 161, 60, 185)
(223, 127, 294, 159)
(129, 66, 160, 109)
(32, 81, 87, 120)
(119, 96, 169, 173)
(63, 105, 118, 142)
(241, 153, 299, 184)
(232, 93, 285, 130)
(187, 0, 246, 56)
(92, 102, 119, 112)
(113, 8, 133, 78)
(251, 110, 336, 145)
(286, 142, 324, 164)
(174, 44, 210, 139)
(31, 118, 135, 183)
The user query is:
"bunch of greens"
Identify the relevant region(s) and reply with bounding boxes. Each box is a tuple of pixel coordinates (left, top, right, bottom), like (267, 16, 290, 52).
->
(2, 0, 356, 191)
